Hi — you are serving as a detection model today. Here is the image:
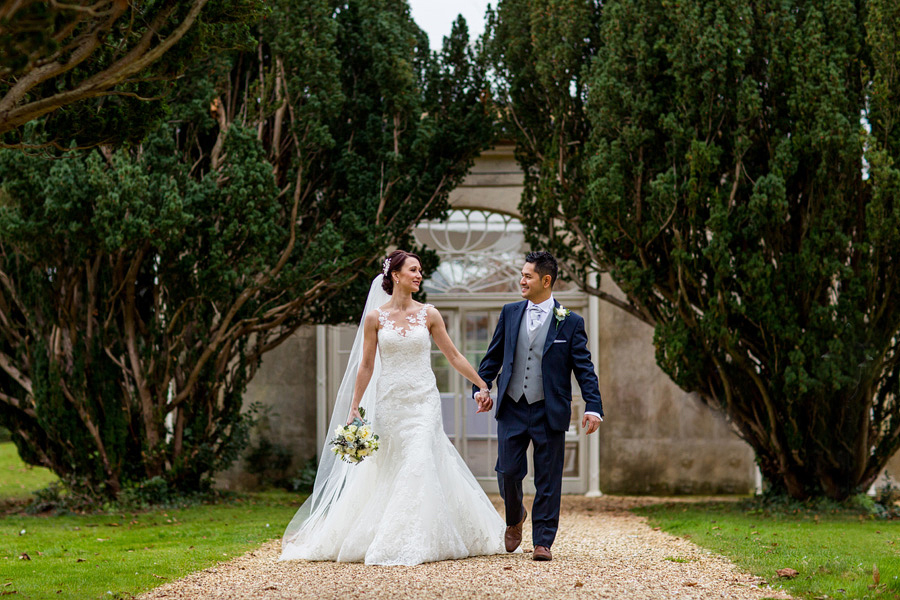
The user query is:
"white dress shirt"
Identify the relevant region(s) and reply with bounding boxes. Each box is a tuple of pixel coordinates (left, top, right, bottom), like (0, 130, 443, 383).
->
(526, 296, 555, 332)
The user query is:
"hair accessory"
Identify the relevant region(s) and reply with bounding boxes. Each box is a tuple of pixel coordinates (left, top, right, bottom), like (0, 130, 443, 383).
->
(382, 257, 391, 276)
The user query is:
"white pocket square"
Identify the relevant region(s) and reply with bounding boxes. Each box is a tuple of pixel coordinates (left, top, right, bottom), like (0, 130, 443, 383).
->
(553, 339, 566, 343)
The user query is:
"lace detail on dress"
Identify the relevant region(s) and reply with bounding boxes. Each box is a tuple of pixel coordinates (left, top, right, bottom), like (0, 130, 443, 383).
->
(377, 304, 432, 338)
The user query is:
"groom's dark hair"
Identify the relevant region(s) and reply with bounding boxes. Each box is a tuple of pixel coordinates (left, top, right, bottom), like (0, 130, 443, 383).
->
(525, 251, 558, 288)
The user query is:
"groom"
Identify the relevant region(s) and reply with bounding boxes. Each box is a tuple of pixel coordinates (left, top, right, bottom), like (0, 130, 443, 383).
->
(474, 251, 603, 562)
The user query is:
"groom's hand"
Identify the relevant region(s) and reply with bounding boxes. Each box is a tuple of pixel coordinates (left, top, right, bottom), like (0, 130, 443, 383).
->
(474, 392, 493, 413)
(582, 413, 601, 434)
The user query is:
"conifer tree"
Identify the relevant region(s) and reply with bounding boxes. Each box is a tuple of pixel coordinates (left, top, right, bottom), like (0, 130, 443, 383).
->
(487, 0, 900, 500)
(0, 1, 492, 499)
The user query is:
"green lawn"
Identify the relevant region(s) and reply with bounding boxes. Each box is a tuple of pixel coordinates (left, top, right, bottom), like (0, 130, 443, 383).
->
(637, 500, 900, 600)
(0, 443, 305, 600)
(0, 443, 58, 500)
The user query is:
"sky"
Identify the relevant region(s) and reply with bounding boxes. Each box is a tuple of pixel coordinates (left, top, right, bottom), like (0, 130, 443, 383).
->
(407, 0, 493, 50)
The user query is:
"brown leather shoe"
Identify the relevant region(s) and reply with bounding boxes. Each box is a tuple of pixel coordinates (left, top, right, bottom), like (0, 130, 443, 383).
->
(504, 508, 526, 552)
(533, 545, 552, 561)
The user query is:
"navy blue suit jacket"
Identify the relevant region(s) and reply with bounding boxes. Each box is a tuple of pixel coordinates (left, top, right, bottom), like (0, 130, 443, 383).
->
(475, 299, 604, 432)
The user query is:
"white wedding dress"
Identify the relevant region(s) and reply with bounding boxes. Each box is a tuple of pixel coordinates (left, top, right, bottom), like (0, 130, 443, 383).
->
(280, 304, 508, 566)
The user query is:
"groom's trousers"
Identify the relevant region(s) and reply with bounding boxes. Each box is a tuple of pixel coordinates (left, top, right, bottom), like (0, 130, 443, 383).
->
(496, 394, 566, 549)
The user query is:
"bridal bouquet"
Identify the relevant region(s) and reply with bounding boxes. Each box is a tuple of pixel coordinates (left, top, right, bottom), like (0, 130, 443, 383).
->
(330, 408, 380, 464)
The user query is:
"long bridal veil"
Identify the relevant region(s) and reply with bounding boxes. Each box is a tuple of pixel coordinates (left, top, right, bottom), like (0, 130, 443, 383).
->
(280, 274, 389, 553)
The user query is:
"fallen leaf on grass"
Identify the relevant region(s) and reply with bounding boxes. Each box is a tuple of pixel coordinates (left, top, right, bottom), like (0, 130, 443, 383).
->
(76, 558, 86, 563)
(152, 574, 166, 580)
(874, 563, 880, 585)
(0, 590, 18, 596)
(776, 568, 799, 578)
(17, 553, 29, 561)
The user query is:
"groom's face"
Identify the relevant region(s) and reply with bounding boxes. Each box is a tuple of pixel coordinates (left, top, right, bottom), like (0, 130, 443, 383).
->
(520, 262, 551, 302)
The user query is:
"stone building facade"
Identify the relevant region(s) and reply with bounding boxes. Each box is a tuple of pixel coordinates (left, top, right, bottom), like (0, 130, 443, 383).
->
(221, 144, 900, 495)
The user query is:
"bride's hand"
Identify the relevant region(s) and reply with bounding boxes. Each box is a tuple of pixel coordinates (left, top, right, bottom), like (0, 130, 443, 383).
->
(347, 407, 362, 425)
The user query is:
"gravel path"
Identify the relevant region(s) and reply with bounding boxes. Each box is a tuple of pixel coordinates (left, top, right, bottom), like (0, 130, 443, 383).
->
(139, 495, 793, 600)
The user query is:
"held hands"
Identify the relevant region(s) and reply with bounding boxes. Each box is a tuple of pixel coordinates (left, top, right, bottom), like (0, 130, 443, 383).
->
(474, 389, 493, 413)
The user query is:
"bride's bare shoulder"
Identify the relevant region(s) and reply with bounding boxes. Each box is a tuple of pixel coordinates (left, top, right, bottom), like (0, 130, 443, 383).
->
(423, 304, 442, 324)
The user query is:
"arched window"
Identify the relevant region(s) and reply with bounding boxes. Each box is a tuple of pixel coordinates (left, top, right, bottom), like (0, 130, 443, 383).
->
(414, 209, 573, 294)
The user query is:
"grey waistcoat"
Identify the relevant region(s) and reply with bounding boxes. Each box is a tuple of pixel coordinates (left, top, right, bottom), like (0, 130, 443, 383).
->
(506, 307, 553, 404)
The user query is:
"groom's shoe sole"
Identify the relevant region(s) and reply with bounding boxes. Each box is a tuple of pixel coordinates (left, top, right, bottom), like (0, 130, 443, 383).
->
(504, 508, 526, 552)
(533, 545, 552, 561)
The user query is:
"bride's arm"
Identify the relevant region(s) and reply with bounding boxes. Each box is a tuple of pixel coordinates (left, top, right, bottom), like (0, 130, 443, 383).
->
(427, 307, 491, 403)
(348, 310, 379, 424)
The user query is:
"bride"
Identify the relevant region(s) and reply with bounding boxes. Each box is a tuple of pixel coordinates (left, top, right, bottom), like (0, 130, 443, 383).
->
(280, 250, 509, 566)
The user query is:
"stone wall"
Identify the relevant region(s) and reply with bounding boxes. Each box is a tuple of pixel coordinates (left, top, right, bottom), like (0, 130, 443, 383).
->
(595, 275, 756, 494)
(216, 327, 319, 490)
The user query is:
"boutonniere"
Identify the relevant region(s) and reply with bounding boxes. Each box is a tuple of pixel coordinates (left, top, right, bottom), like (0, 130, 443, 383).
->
(553, 306, 571, 329)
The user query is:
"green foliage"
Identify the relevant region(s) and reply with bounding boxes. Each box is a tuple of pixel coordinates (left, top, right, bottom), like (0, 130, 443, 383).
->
(0, 0, 268, 146)
(638, 500, 900, 599)
(483, 0, 602, 267)
(244, 437, 294, 488)
(290, 456, 320, 494)
(745, 488, 900, 520)
(0, 0, 493, 502)
(488, 0, 900, 500)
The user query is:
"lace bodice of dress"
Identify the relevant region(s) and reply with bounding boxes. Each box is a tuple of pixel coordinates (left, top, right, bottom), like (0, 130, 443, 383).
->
(376, 304, 433, 375)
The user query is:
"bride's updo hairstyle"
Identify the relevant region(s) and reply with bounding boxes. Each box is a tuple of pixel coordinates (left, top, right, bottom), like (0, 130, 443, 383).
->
(381, 250, 422, 295)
